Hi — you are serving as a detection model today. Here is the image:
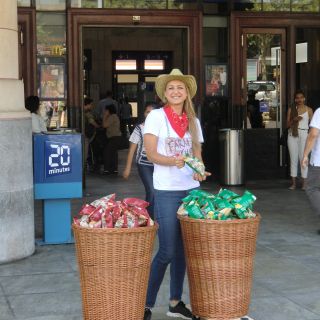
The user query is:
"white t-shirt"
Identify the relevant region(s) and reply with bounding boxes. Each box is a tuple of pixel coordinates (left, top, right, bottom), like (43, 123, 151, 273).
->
(309, 108, 320, 166)
(144, 108, 204, 191)
(32, 113, 47, 133)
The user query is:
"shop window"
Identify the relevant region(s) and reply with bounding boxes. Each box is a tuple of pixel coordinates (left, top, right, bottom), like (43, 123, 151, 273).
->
(144, 60, 165, 70)
(36, 12, 67, 128)
(168, 0, 198, 9)
(71, 0, 103, 7)
(36, 0, 66, 10)
(291, 0, 320, 12)
(104, 0, 135, 8)
(17, 0, 31, 6)
(115, 60, 137, 70)
(262, 0, 290, 11)
(233, 0, 262, 11)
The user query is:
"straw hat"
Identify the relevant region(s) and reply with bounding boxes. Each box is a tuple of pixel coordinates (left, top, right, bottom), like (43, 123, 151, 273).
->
(155, 69, 197, 102)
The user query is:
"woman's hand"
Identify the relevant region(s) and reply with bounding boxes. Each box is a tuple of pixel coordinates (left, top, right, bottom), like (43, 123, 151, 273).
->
(174, 155, 185, 169)
(122, 167, 130, 179)
(293, 115, 303, 122)
(301, 156, 309, 169)
(193, 171, 211, 182)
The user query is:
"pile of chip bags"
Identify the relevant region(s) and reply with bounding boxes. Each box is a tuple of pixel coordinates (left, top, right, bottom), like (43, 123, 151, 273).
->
(178, 189, 257, 220)
(73, 194, 154, 228)
(184, 155, 205, 176)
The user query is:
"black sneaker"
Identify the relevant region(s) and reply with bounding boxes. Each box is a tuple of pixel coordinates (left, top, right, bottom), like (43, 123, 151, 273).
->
(167, 301, 193, 319)
(144, 307, 152, 320)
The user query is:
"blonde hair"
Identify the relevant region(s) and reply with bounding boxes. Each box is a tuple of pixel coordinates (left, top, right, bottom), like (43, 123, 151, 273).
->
(184, 88, 200, 152)
(163, 81, 200, 152)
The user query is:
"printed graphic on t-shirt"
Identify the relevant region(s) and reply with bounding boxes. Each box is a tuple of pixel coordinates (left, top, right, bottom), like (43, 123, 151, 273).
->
(165, 137, 193, 156)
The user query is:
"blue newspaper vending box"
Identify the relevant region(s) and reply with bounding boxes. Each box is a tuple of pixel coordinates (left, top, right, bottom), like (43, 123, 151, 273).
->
(33, 133, 82, 244)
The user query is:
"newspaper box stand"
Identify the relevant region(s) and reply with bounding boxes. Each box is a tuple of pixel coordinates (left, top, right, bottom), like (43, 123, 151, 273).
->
(33, 132, 82, 244)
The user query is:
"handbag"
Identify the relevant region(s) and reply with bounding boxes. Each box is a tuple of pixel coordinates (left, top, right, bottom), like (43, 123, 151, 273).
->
(279, 128, 288, 146)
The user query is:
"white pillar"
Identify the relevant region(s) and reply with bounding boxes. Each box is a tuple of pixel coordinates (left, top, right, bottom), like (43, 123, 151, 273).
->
(0, 0, 35, 263)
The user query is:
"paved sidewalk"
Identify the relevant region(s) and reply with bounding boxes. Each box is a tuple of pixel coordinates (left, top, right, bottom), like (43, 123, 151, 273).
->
(1, 151, 320, 320)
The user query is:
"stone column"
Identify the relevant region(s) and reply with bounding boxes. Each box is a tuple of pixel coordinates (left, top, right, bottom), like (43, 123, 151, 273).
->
(0, 0, 34, 263)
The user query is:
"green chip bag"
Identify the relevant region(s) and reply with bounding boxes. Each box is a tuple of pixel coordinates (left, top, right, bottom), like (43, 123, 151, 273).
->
(184, 155, 205, 176)
(186, 202, 204, 219)
(218, 188, 239, 201)
(189, 189, 215, 199)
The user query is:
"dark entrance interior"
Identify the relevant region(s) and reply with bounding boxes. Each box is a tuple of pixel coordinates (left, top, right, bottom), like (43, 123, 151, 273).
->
(82, 27, 188, 120)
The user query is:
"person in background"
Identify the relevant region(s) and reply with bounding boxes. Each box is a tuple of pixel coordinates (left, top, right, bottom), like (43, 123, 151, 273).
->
(302, 107, 320, 233)
(96, 91, 118, 121)
(25, 95, 47, 133)
(287, 90, 313, 190)
(143, 69, 210, 320)
(247, 90, 263, 128)
(84, 97, 100, 170)
(119, 96, 133, 136)
(103, 104, 122, 174)
(123, 104, 155, 219)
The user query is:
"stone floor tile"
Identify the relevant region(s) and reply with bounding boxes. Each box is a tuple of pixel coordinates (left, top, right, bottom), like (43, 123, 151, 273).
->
(7, 291, 82, 319)
(0, 296, 14, 320)
(249, 296, 320, 320)
(285, 289, 320, 316)
(255, 272, 320, 293)
(0, 272, 79, 296)
(0, 249, 73, 277)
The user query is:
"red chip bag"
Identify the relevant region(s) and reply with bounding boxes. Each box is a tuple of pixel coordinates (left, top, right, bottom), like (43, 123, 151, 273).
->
(102, 211, 113, 228)
(89, 206, 104, 222)
(126, 212, 139, 228)
(91, 193, 116, 208)
(112, 205, 121, 224)
(79, 204, 96, 215)
(114, 215, 128, 228)
(88, 220, 102, 228)
(123, 198, 149, 208)
(73, 217, 80, 226)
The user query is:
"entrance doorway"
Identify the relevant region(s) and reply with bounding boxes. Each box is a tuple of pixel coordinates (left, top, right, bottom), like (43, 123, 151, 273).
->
(82, 27, 188, 122)
(241, 28, 286, 178)
(67, 9, 202, 129)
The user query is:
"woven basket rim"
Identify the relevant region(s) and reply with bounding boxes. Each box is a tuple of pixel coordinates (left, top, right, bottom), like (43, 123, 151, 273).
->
(178, 213, 261, 224)
(72, 222, 158, 234)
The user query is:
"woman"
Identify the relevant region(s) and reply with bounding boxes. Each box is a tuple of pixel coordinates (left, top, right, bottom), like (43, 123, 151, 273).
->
(143, 69, 210, 320)
(123, 104, 155, 218)
(25, 95, 47, 133)
(103, 104, 122, 174)
(287, 90, 313, 190)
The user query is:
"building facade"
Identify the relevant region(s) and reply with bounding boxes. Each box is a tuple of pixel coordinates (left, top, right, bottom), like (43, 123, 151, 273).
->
(17, 0, 320, 179)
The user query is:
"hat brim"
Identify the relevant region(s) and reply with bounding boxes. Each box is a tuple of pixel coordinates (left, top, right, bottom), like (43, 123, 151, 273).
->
(155, 74, 197, 103)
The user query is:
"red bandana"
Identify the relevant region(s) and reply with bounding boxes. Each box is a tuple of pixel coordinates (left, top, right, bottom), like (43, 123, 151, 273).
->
(164, 105, 189, 138)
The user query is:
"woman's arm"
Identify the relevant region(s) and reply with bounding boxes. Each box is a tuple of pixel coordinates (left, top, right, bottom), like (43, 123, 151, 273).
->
(123, 142, 138, 179)
(308, 107, 314, 122)
(102, 114, 110, 128)
(144, 133, 184, 167)
(286, 108, 292, 128)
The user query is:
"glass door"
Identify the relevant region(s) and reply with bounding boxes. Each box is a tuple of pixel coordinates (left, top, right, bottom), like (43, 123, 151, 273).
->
(242, 28, 286, 168)
(243, 30, 285, 130)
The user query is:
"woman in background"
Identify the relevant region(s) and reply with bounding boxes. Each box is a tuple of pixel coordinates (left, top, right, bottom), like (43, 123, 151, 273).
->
(25, 95, 47, 133)
(123, 103, 155, 218)
(287, 90, 313, 190)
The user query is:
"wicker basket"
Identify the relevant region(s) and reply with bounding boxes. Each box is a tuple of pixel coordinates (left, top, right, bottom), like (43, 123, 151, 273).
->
(72, 224, 158, 320)
(178, 214, 260, 320)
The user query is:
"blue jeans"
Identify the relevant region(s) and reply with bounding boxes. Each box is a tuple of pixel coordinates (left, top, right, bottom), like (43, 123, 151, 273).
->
(137, 164, 154, 219)
(146, 189, 190, 307)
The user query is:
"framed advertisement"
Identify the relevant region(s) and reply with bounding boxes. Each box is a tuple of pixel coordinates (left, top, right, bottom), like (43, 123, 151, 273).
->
(39, 63, 65, 99)
(205, 64, 228, 97)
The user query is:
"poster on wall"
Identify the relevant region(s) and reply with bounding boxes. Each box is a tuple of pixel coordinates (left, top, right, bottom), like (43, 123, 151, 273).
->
(205, 64, 228, 97)
(39, 64, 65, 99)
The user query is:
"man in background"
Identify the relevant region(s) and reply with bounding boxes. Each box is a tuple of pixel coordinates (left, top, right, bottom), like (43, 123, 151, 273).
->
(96, 91, 118, 121)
